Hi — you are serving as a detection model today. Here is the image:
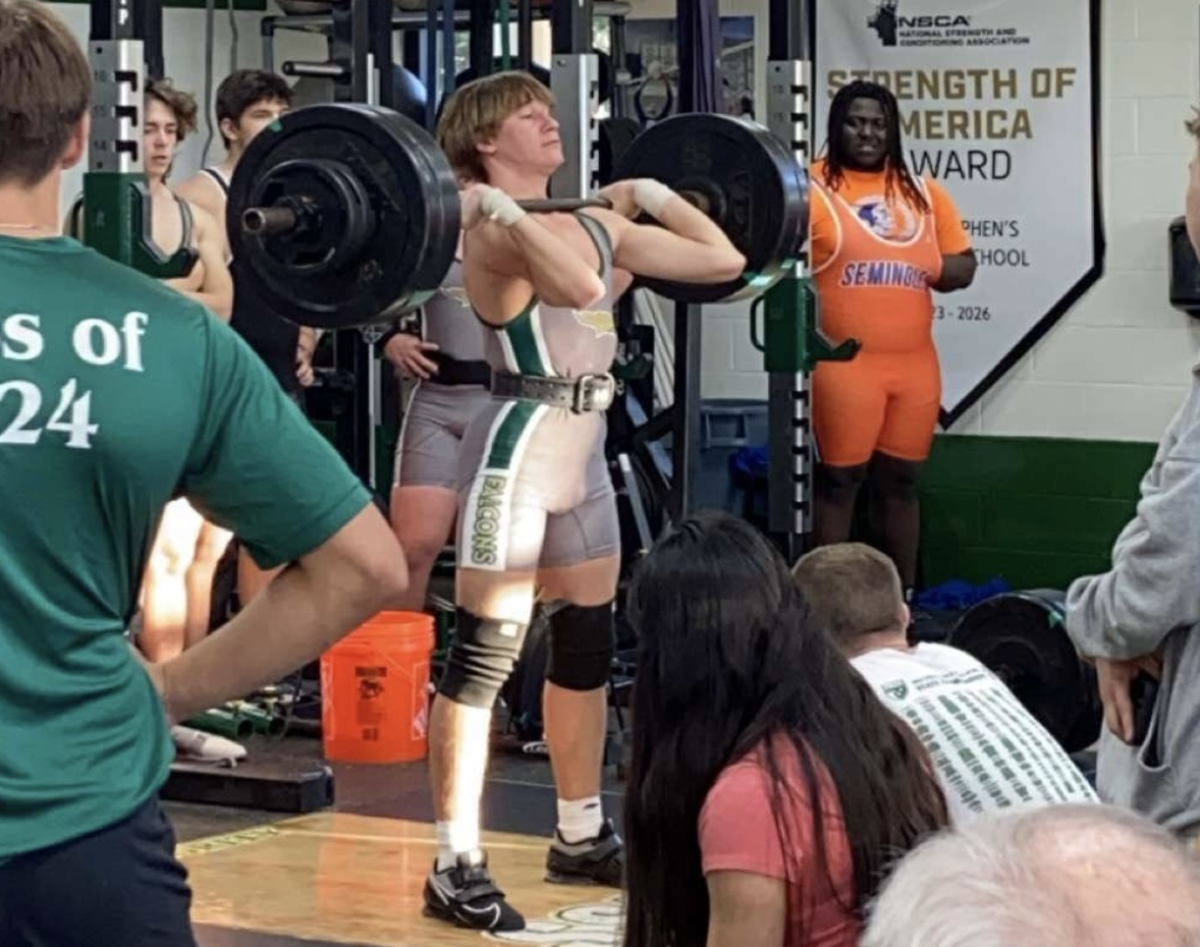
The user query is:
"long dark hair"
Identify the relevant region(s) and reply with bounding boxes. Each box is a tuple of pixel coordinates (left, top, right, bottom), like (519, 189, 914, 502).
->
(622, 512, 946, 947)
(821, 80, 929, 214)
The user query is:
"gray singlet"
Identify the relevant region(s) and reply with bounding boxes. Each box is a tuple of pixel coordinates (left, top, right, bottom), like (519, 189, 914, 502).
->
(393, 259, 492, 490)
(456, 212, 621, 574)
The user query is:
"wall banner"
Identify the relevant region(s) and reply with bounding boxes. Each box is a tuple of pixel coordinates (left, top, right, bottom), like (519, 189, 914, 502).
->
(813, 0, 1104, 423)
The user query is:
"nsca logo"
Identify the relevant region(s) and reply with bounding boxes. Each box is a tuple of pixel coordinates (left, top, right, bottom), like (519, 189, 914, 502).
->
(868, 1, 972, 47)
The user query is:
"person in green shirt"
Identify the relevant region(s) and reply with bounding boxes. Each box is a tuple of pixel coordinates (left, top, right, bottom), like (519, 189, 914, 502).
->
(0, 3, 409, 945)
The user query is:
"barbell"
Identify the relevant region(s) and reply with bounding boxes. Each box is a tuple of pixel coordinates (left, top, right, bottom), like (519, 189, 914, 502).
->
(226, 103, 809, 330)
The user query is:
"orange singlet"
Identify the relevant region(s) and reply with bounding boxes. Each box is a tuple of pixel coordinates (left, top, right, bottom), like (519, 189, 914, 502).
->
(809, 159, 971, 467)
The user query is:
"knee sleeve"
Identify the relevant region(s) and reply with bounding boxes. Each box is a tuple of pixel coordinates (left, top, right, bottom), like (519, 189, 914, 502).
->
(546, 600, 616, 691)
(438, 607, 529, 709)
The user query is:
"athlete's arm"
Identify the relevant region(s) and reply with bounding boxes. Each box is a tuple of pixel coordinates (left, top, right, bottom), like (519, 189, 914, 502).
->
(592, 179, 746, 285)
(172, 205, 234, 320)
(175, 173, 229, 256)
(152, 505, 407, 723)
(932, 250, 977, 292)
(926, 177, 977, 293)
(296, 326, 318, 386)
(460, 183, 605, 324)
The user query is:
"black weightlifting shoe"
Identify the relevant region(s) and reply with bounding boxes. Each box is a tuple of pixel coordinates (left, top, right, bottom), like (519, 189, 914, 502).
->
(545, 818, 625, 887)
(423, 849, 525, 932)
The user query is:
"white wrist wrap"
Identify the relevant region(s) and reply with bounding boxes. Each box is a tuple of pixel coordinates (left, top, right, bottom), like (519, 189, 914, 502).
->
(480, 186, 527, 227)
(633, 179, 675, 218)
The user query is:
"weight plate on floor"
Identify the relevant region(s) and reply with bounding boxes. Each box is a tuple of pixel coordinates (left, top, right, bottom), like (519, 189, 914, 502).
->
(950, 589, 1102, 754)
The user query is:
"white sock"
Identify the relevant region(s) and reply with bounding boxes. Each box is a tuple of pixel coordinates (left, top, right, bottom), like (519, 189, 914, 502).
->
(436, 819, 480, 871)
(556, 796, 604, 844)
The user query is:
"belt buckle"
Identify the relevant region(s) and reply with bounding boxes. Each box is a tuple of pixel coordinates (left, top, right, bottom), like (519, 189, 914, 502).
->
(573, 373, 614, 413)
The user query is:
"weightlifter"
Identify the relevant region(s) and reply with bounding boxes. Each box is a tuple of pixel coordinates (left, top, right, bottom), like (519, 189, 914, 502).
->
(381, 225, 491, 612)
(808, 80, 976, 612)
(0, 4, 408, 945)
(424, 71, 746, 931)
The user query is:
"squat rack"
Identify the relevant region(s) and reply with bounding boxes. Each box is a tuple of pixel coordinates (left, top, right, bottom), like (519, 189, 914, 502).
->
(86, 0, 825, 556)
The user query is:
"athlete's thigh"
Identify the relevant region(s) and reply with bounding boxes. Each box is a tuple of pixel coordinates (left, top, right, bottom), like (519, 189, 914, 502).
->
(394, 384, 467, 491)
(877, 347, 942, 463)
(193, 519, 233, 565)
(391, 484, 459, 558)
(455, 494, 547, 624)
(149, 499, 205, 572)
(537, 454, 622, 606)
(812, 356, 889, 468)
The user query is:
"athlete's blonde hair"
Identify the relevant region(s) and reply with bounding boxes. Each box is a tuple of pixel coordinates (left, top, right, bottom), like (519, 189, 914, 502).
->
(437, 71, 555, 184)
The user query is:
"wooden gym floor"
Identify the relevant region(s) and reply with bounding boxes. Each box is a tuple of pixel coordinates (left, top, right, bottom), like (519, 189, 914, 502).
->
(167, 735, 626, 947)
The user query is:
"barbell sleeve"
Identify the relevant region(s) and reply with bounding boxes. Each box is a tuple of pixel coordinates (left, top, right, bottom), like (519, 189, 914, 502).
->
(243, 206, 299, 236)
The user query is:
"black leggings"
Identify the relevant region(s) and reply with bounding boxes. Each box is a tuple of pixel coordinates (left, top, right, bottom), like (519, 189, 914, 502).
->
(0, 796, 197, 947)
(813, 451, 923, 589)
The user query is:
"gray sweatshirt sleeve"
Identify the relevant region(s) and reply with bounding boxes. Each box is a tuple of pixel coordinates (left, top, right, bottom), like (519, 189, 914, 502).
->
(1065, 384, 1200, 660)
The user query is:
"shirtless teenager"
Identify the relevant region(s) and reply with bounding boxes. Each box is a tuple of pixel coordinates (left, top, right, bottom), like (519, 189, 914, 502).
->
(69, 78, 232, 321)
(423, 72, 745, 931)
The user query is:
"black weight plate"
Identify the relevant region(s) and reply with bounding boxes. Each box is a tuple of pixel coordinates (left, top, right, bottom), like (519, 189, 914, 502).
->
(228, 103, 460, 329)
(598, 117, 641, 186)
(390, 110, 463, 303)
(950, 589, 1101, 753)
(612, 113, 809, 304)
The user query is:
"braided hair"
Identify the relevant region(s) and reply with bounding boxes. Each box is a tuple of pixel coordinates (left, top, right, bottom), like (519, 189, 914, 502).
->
(821, 80, 929, 214)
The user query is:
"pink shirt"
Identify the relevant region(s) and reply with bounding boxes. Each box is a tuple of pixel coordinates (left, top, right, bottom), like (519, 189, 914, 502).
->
(698, 738, 860, 947)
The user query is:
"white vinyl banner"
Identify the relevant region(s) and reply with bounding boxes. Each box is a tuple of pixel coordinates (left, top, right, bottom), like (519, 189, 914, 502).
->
(814, 0, 1102, 423)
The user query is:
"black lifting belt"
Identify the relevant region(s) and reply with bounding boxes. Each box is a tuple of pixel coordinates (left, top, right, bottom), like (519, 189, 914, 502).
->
(429, 351, 491, 387)
(491, 371, 617, 414)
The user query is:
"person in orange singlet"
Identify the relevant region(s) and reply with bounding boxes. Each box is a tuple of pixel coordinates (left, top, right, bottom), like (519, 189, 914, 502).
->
(810, 81, 977, 607)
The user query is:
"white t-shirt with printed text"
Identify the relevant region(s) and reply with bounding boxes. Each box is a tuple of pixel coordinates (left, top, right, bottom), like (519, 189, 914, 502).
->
(851, 643, 1098, 824)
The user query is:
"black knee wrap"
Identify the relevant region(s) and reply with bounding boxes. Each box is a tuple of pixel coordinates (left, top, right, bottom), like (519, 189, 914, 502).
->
(438, 607, 530, 709)
(546, 600, 616, 691)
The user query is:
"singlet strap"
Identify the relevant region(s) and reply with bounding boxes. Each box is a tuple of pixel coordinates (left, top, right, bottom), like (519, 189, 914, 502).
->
(201, 166, 230, 196)
(174, 194, 195, 250)
(573, 211, 613, 279)
(67, 192, 195, 251)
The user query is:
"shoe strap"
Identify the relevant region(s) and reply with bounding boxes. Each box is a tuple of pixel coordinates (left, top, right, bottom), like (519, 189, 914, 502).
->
(451, 863, 507, 904)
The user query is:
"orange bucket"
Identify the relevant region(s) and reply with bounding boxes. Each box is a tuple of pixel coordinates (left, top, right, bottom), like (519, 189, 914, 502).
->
(319, 610, 435, 764)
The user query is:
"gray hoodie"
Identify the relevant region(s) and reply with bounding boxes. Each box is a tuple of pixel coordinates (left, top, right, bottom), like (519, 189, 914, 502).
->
(1065, 365, 1200, 840)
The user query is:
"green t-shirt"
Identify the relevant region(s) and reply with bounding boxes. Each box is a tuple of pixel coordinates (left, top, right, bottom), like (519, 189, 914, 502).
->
(0, 235, 372, 859)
